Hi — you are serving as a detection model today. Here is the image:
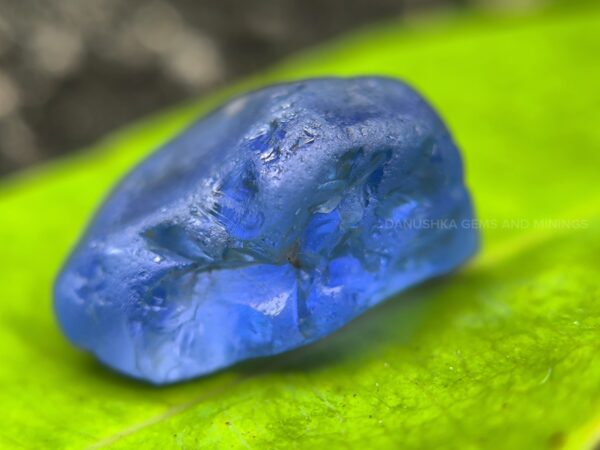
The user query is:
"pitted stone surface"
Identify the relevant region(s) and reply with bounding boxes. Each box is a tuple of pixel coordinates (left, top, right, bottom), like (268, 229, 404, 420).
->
(55, 77, 478, 384)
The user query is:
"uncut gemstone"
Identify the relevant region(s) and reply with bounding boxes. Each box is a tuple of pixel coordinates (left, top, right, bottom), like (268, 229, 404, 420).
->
(54, 77, 478, 384)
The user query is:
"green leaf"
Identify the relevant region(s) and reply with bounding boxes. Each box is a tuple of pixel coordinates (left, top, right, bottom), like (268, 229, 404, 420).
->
(1, 6, 600, 449)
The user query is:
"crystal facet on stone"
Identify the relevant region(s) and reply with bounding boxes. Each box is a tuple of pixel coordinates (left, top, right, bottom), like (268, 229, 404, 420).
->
(54, 77, 478, 384)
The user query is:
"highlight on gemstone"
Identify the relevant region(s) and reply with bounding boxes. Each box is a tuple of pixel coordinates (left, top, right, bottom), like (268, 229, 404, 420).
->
(54, 77, 478, 384)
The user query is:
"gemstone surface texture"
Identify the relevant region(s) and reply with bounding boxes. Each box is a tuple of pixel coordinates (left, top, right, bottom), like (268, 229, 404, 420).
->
(55, 77, 478, 384)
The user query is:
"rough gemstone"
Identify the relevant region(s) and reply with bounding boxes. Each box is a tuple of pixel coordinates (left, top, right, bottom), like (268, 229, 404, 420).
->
(54, 77, 478, 384)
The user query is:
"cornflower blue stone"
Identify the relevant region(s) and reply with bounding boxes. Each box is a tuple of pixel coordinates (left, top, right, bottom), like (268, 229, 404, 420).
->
(54, 77, 478, 384)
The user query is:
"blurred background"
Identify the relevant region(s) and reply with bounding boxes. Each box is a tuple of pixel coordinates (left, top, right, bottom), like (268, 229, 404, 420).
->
(0, 0, 550, 177)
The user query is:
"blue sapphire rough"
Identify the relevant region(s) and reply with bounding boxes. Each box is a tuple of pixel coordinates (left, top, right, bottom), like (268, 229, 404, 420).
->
(54, 77, 478, 384)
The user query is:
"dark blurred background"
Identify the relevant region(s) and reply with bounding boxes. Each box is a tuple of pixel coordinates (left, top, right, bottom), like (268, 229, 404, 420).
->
(0, 0, 544, 177)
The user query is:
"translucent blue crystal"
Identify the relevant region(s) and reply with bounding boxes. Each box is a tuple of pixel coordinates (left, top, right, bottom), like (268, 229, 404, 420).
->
(54, 77, 478, 384)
